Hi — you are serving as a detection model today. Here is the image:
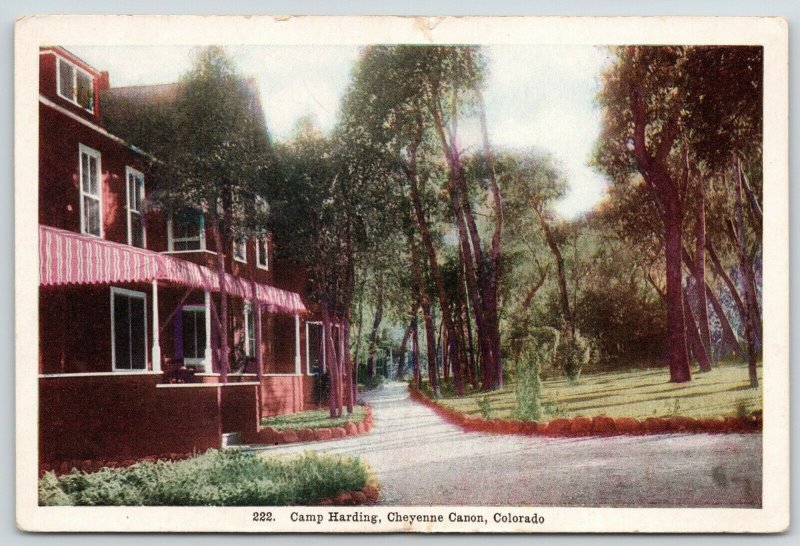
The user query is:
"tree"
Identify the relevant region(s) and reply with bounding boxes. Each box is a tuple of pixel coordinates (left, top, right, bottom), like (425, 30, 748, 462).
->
(106, 46, 272, 380)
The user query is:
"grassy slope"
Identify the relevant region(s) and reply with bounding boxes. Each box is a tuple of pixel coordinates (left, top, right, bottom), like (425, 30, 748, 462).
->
(39, 449, 370, 506)
(261, 405, 366, 430)
(435, 363, 763, 421)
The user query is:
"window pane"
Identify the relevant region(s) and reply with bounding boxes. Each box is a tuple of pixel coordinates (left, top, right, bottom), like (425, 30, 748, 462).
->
(257, 239, 268, 267)
(114, 294, 131, 369)
(81, 153, 89, 192)
(59, 60, 75, 101)
(84, 196, 101, 236)
(129, 296, 147, 370)
(130, 213, 144, 248)
(308, 324, 323, 373)
(182, 309, 205, 359)
(89, 156, 98, 195)
(76, 70, 94, 110)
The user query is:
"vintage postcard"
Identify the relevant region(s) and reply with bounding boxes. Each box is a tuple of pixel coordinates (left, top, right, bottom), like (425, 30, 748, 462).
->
(15, 15, 789, 533)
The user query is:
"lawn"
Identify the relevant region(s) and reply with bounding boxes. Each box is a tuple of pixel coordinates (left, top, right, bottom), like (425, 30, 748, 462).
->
(432, 363, 763, 421)
(261, 405, 367, 430)
(39, 449, 370, 506)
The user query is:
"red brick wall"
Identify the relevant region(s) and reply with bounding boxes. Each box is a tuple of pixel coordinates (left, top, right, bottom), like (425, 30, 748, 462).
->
(260, 375, 318, 417)
(39, 374, 261, 465)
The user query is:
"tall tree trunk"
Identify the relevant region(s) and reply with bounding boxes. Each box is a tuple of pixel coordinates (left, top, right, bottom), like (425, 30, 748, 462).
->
(411, 314, 420, 389)
(366, 276, 384, 381)
(406, 115, 463, 394)
(706, 239, 748, 326)
(683, 286, 712, 372)
(321, 300, 340, 418)
(733, 158, 759, 388)
(663, 200, 692, 383)
(396, 321, 413, 380)
(408, 234, 439, 396)
(209, 214, 229, 383)
(693, 179, 713, 362)
(682, 248, 741, 357)
(740, 167, 763, 234)
(343, 309, 354, 414)
(534, 206, 573, 334)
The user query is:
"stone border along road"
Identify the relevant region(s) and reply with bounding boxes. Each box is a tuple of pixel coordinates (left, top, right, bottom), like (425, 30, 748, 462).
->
(244, 381, 762, 507)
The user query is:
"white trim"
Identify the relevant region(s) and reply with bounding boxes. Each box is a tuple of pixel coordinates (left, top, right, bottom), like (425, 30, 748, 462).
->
(110, 286, 149, 372)
(233, 239, 247, 264)
(78, 143, 103, 238)
(255, 238, 269, 270)
(156, 382, 261, 389)
(125, 166, 146, 248)
(39, 95, 152, 158)
(39, 371, 163, 378)
(167, 212, 206, 252)
(151, 280, 161, 372)
(162, 249, 217, 256)
(204, 292, 213, 370)
(294, 314, 302, 375)
(195, 373, 257, 377)
(56, 54, 95, 114)
(243, 302, 255, 357)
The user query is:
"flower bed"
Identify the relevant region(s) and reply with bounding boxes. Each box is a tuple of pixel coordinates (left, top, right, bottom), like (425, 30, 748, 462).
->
(409, 385, 761, 437)
(254, 404, 374, 445)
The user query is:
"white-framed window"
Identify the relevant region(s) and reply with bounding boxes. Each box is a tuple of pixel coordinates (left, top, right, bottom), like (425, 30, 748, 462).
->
(125, 167, 146, 248)
(255, 238, 269, 270)
(181, 305, 207, 369)
(167, 209, 205, 252)
(79, 144, 102, 237)
(111, 287, 148, 371)
(244, 302, 256, 357)
(305, 321, 325, 375)
(57, 56, 95, 113)
(233, 238, 247, 263)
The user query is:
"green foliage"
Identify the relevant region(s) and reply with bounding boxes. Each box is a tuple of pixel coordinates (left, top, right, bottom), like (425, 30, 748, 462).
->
(39, 449, 370, 506)
(513, 348, 542, 421)
(476, 396, 493, 419)
(554, 330, 591, 381)
(261, 406, 366, 430)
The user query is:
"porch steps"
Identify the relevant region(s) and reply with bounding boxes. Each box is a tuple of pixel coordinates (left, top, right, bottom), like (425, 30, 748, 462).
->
(221, 432, 241, 448)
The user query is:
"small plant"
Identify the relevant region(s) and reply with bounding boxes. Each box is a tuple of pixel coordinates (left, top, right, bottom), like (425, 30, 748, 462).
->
(541, 399, 566, 418)
(554, 329, 590, 381)
(514, 346, 543, 421)
(477, 396, 493, 419)
(735, 399, 751, 418)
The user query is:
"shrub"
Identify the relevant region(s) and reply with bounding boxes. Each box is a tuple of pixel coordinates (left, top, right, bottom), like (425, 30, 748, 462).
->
(477, 396, 493, 419)
(514, 347, 542, 421)
(554, 329, 590, 381)
(39, 449, 370, 506)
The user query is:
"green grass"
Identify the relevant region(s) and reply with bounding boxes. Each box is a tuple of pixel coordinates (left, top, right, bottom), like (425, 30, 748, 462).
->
(431, 362, 763, 421)
(260, 405, 367, 430)
(39, 449, 371, 506)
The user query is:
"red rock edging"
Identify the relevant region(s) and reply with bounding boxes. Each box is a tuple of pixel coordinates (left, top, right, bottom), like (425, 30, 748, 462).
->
(254, 404, 374, 445)
(314, 484, 380, 506)
(40, 452, 195, 477)
(408, 385, 762, 437)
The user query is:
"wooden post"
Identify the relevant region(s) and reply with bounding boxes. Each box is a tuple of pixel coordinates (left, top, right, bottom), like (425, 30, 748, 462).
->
(204, 290, 213, 373)
(294, 314, 301, 375)
(151, 280, 161, 371)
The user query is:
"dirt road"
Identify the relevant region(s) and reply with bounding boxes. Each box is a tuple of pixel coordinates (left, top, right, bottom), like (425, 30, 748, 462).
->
(247, 381, 762, 507)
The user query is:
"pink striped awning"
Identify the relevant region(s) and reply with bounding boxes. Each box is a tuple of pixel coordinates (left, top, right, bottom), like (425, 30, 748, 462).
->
(39, 224, 306, 315)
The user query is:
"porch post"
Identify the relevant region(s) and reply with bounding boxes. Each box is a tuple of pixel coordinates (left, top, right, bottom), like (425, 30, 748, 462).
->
(151, 280, 161, 371)
(294, 314, 302, 375)
(255, 303, 264, 382)
(204, 290, 213, 371)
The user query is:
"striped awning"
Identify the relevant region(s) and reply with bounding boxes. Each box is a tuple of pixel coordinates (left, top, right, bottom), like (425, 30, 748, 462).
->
(39, 224, 306, 315)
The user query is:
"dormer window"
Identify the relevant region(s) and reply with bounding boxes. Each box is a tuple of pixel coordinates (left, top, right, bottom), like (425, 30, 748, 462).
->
(57, 57, 95, 113)
(168, 209, 205, 252)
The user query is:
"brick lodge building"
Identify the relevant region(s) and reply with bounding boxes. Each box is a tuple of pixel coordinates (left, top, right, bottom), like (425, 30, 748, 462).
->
(37, 46, 333, 469)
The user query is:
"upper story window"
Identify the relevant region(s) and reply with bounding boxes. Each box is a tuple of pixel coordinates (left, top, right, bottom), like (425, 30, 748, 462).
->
(168, 209, 205, 252)
(57, 57, 95, 113)
(79, 144, 102, 237)
(233, 238, 247, 263)
(126, 167, 146, 248)
(255, 238, 269, 270)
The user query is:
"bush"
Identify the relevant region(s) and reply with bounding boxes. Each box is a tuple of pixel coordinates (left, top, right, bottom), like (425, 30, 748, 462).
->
(514, 347, 542, 421)
(477, 396, 493, 419)
(39, 449, 370, 506)
(554, 330, 590, 381)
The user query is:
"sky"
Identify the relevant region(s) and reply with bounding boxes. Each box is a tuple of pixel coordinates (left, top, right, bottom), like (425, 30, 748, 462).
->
(69, 44, 612, 218)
